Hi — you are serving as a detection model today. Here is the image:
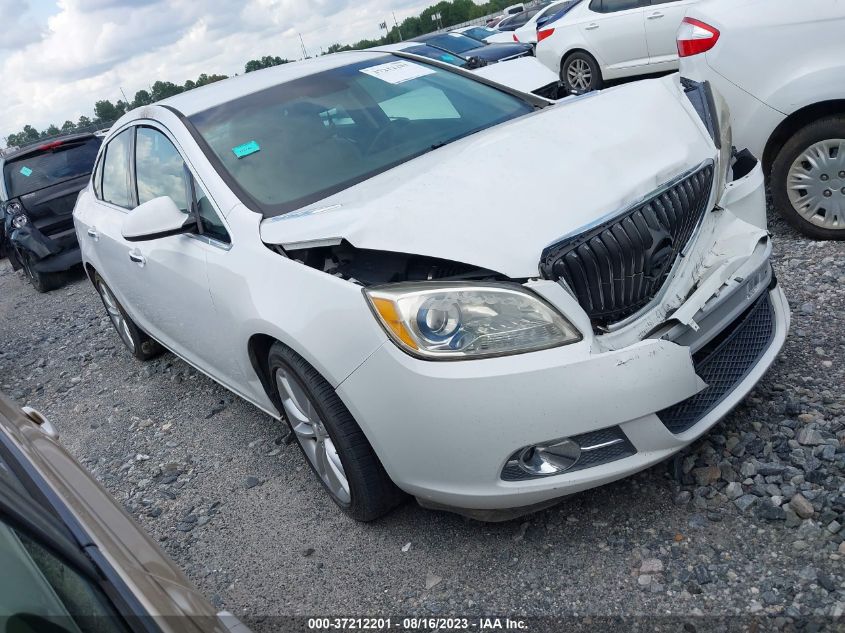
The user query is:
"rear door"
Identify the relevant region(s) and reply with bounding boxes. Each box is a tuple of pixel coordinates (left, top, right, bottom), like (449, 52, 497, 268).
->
(579, 0, 649, 71)
(644, 0, 697, 67)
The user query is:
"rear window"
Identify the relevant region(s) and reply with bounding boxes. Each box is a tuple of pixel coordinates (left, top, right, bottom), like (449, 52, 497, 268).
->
(423, 34, 483, 55)
(3, 137, 101, 198)
(189, 56, 534, 217)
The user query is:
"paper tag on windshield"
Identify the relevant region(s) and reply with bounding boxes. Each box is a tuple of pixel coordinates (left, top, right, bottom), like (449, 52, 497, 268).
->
(360, 61, 435, 85)
(19, 166, 33, 177)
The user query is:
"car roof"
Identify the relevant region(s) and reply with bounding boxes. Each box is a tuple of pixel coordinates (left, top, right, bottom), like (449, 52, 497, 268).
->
(159, 51, 388, 117)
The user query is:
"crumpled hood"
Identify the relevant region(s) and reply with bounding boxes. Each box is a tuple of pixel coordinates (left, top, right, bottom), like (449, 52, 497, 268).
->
(260, 76, 717, 278)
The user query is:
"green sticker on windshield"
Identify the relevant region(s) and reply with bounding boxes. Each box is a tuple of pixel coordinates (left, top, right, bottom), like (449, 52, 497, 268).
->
(19, 166, 33, 177)
(232, 140, 260, 159)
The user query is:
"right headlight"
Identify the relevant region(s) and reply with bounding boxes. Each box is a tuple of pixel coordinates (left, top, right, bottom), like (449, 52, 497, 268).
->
(365, 282, 581, 360)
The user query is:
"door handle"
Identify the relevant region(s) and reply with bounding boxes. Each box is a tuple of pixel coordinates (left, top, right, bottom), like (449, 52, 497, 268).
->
(647, 11, 665, 19)
(585, 22, 599, 30)
(128, 252, 146, 266)
(87, 227, 99, 241)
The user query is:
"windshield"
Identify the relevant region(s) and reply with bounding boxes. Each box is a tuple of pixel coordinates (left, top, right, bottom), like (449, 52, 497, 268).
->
(189, 56, 534, 217)
(3, 137, 101, 198)
(404, 45, 468, 68)
(461, 27, 497, 41)
(422, 33, 484, 55)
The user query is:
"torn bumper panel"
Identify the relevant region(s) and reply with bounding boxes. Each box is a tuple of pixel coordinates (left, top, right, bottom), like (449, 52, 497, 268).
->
(9, 224, 81, 271)
(336, 156, 788, 514)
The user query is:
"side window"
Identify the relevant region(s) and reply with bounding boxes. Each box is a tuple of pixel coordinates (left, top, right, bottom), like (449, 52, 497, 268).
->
(193, 181, 230, 244)
(590, 0, 643, 12)
(134, 127, 189, 212)
(101, 129, 133, 208)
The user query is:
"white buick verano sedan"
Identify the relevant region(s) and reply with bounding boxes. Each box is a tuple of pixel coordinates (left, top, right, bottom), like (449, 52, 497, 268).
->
(74, 51, 789, 521)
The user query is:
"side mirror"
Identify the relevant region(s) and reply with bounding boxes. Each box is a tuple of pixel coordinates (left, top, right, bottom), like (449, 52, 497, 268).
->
(466, 56, 488, 69)
(122, 196, 197, 242)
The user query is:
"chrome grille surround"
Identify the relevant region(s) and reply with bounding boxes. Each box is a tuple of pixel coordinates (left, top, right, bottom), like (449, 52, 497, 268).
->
(539, 161, 715, 329)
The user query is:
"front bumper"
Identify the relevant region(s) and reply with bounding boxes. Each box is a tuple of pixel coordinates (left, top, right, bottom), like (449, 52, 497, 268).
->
(337, 162, 789, 515)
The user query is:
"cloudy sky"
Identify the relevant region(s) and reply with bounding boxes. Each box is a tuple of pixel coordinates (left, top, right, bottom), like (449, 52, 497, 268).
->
(0, 0, 436, 144)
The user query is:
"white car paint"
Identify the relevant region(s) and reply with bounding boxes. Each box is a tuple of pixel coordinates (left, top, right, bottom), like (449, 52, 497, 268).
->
(678, 0, 845, 166)
(512, 1, 568, 44)
(373, 43, 560, 97)
(74, 51, 787, 517)
(536, 0, 698, 84)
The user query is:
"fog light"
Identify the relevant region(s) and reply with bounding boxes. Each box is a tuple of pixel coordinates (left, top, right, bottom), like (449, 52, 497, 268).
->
(517, 439, 581, 476)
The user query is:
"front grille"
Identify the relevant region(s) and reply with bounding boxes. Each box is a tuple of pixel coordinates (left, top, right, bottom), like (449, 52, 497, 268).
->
(501, 425, 636, 481)
(539, 162, 715, 328)
(658, 293, 775, 434)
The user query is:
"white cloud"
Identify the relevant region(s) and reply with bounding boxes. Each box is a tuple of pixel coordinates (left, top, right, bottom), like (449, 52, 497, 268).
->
(1, 0, 431, 144)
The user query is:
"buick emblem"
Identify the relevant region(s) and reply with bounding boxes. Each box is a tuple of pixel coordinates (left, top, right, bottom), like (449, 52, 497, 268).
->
(644, 226, 675, 280)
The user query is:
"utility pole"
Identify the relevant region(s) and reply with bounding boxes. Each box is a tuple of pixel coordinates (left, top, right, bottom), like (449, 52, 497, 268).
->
(393, 11, 404, 41)
(298, 32, 309, 59)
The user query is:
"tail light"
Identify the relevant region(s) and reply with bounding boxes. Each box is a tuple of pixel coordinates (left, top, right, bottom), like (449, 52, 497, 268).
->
(537, 28, 554, 43)
(677, 17, 720, 57)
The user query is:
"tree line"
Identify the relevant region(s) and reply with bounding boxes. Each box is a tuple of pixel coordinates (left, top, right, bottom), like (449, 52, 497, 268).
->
(3, 0, 514, 149)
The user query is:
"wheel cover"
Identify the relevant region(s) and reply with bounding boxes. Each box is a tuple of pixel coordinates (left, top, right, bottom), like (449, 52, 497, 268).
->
(275, 368, 351, 504)
(97, 281, 136, 353)
(566, 58, 592, 92)
(787, 138, 845, 230)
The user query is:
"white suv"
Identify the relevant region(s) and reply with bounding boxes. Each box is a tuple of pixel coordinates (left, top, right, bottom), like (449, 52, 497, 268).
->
(678, 0, 845, 240)
(536, 0, 698, 94)
(73, 52, 787, 521)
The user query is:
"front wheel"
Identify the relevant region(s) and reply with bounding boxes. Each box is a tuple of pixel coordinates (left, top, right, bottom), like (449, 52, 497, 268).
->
(771, 116, 845, 240)
(94, 274, 162, 361)
(269, 342, 405, 521)
(561, 52, 602, 95)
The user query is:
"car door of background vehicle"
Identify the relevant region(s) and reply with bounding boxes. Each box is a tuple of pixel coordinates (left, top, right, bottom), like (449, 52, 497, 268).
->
(644, 0, 696, 68)
(578, 0, 649, 73)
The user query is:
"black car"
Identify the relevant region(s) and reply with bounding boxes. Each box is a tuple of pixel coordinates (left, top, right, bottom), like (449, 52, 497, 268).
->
(410, 33, 534, 68)
(0, 133, 103, 292)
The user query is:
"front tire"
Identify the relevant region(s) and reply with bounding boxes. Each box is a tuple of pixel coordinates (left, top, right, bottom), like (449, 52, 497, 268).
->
(268, 342, 405, 521)
(561, 51, 602, 95)
(771, 115, 845, 240)
(94, 274, 162, 361)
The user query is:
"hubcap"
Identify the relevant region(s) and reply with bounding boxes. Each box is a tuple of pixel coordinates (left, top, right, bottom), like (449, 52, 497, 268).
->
(97, 282, 135, 353)
(566, 59, 592, 92)
(787, 138, 845, 229)
(275, 368, 351, 504)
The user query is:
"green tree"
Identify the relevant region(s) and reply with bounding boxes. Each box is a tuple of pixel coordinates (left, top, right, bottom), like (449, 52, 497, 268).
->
(44, 124, 61, 137)
(149, 81, 184, 102)
(193, 72, 227, 87)
(61, 120, 76, 132)
(132, 89, 153, 108)
(94, 99, 125, 123)
(77, 115, 92, 129)
(244, 56, 290, 73)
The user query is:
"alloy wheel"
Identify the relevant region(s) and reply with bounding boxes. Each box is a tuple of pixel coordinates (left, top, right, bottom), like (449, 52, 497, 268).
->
(566, 58, 592, 93)
(275, 367, 351, 504)
(787, 138, 845, 229)
(97, 281, 136, 353)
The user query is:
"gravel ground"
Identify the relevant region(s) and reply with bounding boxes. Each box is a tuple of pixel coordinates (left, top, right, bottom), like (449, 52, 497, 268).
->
(0, 209, 844, 629)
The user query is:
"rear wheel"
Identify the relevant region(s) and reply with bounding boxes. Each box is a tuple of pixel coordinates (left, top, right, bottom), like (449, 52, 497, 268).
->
(94, 274, 162, 361)
(561, 52, 602, 95)
(771, 116, 845, 240)
(269, 342, 405, 521)
(20, 252, 63, 293)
